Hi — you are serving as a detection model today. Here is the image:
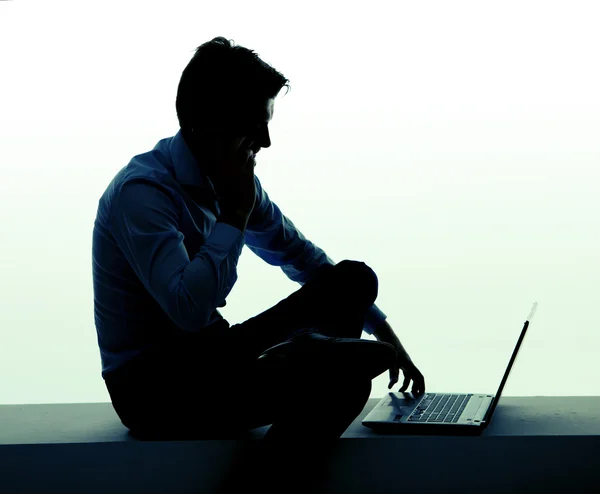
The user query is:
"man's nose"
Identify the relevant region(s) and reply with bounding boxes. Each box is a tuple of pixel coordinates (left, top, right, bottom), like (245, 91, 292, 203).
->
(260, 134, 271, 149)
(250, 135, 271, 152)
(257, 125, 271, 149)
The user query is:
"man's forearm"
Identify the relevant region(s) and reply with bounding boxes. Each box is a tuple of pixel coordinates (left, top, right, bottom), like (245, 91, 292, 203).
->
(373, 319, 400, 345)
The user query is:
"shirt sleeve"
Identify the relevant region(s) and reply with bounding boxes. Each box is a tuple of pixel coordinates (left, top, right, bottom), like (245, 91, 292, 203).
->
(363, 304, 387, 335)
(109, 178, 245, 332)
(244, 175, 387, 335)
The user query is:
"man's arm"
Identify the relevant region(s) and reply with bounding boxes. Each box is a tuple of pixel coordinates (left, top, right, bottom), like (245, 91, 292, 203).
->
(243, 175, 388, 334)
(110, 178, 245, 331)
(372, 319, 397, 342)
(243, 175, 334, 284)
(365, 305, 389, 336)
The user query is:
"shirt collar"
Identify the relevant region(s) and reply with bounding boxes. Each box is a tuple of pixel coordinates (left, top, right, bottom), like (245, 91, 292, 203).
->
(168, 129, 219, 202)
(169, 129, 205, 186)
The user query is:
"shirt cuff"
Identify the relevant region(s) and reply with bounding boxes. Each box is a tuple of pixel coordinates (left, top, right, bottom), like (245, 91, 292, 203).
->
(363, 303, 387, 335)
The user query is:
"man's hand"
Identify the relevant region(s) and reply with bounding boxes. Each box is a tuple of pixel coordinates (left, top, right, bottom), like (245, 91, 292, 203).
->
(373, 320, 426, 395)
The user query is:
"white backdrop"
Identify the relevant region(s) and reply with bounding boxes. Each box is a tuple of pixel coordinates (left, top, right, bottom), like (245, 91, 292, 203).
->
(1, 0, 598, 405)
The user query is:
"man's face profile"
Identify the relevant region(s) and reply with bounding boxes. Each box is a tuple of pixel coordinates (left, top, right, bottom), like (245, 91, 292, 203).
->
(230, 97, 275, 155)
(193, 97, 274, 173)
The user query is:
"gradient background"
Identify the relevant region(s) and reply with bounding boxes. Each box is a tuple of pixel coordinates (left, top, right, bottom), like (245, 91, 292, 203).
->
(1, 0, 598, 405)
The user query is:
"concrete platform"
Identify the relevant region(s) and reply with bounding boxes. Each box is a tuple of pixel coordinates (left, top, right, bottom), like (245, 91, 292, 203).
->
(1, 397, 599, 493)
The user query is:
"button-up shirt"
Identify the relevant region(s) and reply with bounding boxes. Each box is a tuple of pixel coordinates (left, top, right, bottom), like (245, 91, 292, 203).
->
(92, 130, 387, 378)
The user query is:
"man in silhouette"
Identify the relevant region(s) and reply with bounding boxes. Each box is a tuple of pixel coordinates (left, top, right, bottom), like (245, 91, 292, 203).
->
(92, 36, 425, 443)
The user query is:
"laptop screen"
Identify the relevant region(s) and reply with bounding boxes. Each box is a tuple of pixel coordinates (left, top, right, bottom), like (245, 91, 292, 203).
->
(483, 302, 538, 423)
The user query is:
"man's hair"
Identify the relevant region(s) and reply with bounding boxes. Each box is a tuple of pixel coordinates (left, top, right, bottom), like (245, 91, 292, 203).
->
(176, 37, 291, 135)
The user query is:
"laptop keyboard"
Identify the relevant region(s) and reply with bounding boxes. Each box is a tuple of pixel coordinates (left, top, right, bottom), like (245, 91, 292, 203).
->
(407, 393, 472, 423)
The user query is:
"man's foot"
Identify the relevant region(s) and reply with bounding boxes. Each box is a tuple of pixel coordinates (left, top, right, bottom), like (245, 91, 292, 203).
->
(257, 331, 395, 381)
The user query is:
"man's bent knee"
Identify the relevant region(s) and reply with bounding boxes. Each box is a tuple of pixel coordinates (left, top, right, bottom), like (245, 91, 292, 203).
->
(337, 260, 377, 284)
(336, 260, 378, 304)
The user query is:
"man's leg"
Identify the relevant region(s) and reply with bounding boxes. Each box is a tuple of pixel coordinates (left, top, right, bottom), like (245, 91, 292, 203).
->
(247, 359, 373, 440)
(106, 259, 382, 440)
(227, 260, 382, 437)
(225, 259, 380, 360)
(215, 368, 373, 494)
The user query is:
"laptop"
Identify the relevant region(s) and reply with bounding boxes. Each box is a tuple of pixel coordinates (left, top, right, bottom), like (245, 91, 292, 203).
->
(362, 302, 538, 435)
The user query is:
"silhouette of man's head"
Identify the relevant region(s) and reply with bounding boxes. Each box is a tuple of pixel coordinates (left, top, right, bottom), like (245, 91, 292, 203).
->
(176, 37, 290, 173)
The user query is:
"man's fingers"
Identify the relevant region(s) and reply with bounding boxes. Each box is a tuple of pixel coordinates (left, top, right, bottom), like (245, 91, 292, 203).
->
(411, 370, 426, 395)
(388, 366, 399, 389)
(399, 375, 410, 392)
